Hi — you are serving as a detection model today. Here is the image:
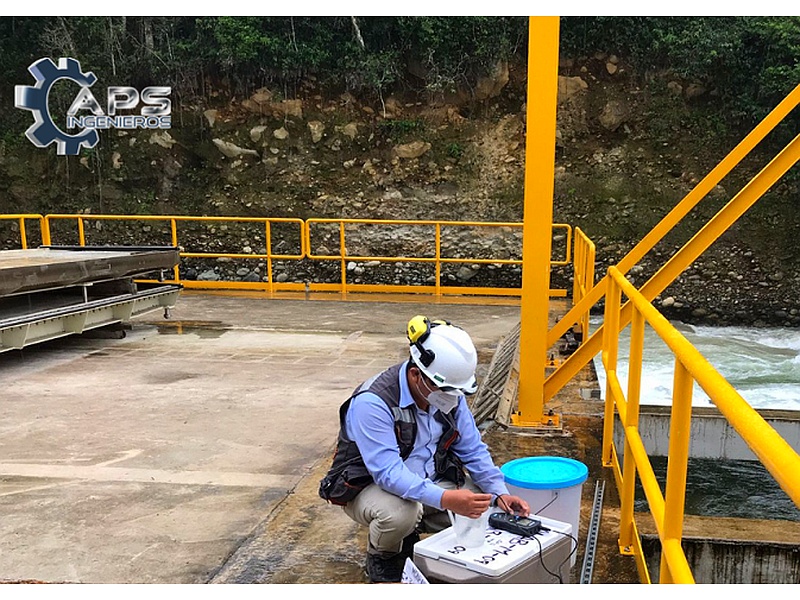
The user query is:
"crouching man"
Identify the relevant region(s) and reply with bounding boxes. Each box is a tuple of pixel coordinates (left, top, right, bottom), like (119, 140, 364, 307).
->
(319, 316, 529, 583)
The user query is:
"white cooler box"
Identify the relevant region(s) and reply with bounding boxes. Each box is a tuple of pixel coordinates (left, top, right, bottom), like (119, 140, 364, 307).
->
(412, 514, 574, 584)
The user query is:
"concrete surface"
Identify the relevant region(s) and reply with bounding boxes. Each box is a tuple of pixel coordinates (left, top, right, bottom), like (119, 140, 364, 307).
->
(0, 292, 530, 584)
(14, 290, 792, 586)
(616, 405, 800, 459)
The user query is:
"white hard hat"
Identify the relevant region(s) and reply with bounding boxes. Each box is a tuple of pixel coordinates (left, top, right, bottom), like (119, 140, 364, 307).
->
(409, 320, 478, 395)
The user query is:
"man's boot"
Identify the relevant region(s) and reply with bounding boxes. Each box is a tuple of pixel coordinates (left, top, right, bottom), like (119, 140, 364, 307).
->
(399, 531, 420, 560)
(366, 552, 405, 583)
(366, 532, 420, 583)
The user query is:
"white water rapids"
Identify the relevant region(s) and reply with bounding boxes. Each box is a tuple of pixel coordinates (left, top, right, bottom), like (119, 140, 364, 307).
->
(590, 316, 800, 411)
(589, 317, 800, 521)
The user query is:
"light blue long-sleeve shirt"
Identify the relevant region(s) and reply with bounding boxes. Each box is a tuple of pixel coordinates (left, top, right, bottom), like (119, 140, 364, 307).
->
(345, 360, 510, 509)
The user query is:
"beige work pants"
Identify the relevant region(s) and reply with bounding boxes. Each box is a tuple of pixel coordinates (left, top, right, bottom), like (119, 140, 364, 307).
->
(342, 476, 481, 556)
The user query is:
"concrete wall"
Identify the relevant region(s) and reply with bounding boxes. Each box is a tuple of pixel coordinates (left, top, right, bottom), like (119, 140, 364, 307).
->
(616, 406, 800, 584)
(613, 406, 800, 460)
(642, 536, 800, 584)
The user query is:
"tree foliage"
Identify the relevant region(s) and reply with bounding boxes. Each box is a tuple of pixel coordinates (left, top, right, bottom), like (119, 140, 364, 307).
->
(559, 16, 800, 128)
(1, 16, 798, 129)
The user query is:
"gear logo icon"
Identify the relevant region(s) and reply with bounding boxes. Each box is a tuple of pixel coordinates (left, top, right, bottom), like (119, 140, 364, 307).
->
(14, 57, 100, 156)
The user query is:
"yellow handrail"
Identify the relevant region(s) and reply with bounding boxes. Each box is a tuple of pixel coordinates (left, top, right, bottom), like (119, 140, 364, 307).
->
(27, 214, 574, 299)
(544, 82, 800, 403)
(0, 214, 46, 250)
(571, 227, 595, 341)
(42, 214, 306, 293)
(604, 266, 800, 584)
(304, 217, 572, 297)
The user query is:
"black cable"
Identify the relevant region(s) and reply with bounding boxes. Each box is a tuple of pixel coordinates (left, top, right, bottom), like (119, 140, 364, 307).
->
(533, 492, 559, 514)
(494, 496, 572, 584)
(495, 494, 579, 584)
(530, 534, 563, 584)
(495, 494, 512, 513)
(545, 527, 579, 579)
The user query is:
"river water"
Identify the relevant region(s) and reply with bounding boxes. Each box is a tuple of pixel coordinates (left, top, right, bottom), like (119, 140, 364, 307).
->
(590, 316, 800, 410)
(589, 316, 800, 521)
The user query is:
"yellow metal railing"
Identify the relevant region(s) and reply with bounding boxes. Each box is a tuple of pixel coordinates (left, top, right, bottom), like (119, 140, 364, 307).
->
(41, 214, 306, 293)
(544, 81, 800, 404)
(18, 215, 573, 299)
(571, 227, 595, 342)
(536, 81, 800, 582)
(0, 214, 45, 250)
(603, 266, 800, 584)
(305, 218, 571, 298)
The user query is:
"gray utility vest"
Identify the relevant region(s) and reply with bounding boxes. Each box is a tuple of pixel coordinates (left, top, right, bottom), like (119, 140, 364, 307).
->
(318, 362, 466, 506)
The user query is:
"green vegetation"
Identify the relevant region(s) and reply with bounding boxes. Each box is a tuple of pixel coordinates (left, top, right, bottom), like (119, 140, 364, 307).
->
(2, 15, 798, 156)
(559, 16, 800, 132)
(2, 16, 797, 131)
(380, 118, 423, 137)
(446, 142, 464, 159)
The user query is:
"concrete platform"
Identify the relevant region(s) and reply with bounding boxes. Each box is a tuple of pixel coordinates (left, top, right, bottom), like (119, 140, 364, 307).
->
(6, 292, 585, 584)
(26, 291, 799, 585)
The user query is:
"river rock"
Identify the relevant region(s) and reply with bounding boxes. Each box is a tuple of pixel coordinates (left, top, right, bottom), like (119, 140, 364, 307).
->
(475, 60, 509, 100)
(558, 76, 588, 101)
(213, 139, 259, 159)
(250, 126, 267, 143)
(203, 109, 218, 128)
(393, 141, 431, 159)
(251, 88, 273, 105)
(198, 269, 219, 281)
(341, 123, 359, 140)
(456, 265, 478, 281)
(149, 131, 176, 149)
(598, 100, 630, 131)
(275, 99, 303, 119)
(308, 121, 325, 143)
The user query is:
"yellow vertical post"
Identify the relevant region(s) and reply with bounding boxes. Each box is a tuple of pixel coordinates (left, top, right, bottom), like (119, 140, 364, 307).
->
(513, 16, 560, 427)
(78, 217, 86, 246)
(41, 216, 51, 245)
(619, 308, 644, 552)
(601, 272, 621, 465)
(339, 221, 347, 294)
(660, 360, 694, 583)
(265, 221, 275, 294)
(435, 223, 442, 297)
(18, 217, 28, 249)
(170, 218, 180, 282)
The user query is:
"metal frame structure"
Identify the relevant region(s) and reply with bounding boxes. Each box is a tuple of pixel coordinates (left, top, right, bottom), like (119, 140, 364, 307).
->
(2, 16, 798, 584)
(2, 214, 575, 299)
(602, 266, 800, 583)
(0, 246, 181, 352)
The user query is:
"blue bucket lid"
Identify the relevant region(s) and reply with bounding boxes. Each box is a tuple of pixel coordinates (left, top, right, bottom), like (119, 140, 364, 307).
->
(501, 456, 588, 490)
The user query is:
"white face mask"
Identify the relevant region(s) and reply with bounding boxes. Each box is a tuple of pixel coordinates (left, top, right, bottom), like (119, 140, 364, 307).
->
(426, 389, 461, 414)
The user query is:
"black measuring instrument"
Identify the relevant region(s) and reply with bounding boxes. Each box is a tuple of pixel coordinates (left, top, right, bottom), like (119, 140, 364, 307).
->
(488, 512, 542, 537)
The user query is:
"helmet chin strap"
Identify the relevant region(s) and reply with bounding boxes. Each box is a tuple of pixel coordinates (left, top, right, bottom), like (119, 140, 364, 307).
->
(409, 366, 432, 411)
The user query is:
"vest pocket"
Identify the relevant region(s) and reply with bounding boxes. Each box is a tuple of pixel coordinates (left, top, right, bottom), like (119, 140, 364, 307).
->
(319, 463, 373, 506)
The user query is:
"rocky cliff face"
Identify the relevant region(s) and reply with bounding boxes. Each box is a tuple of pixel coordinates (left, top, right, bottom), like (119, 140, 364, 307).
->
(2, 53, 798, 327)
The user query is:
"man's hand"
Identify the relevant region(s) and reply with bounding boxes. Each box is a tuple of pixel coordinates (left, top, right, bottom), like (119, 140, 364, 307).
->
(496, 493, 530, 517)
(441, 489, 492, 518)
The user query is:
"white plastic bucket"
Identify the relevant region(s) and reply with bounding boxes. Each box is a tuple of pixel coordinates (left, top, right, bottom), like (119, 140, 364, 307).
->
(501, 456, 588, 565)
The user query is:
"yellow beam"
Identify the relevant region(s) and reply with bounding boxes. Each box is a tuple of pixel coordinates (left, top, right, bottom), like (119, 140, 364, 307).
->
(610, 266, 800, 506)
(515, 16, 560, 427)
(545, 131, 800, 403)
